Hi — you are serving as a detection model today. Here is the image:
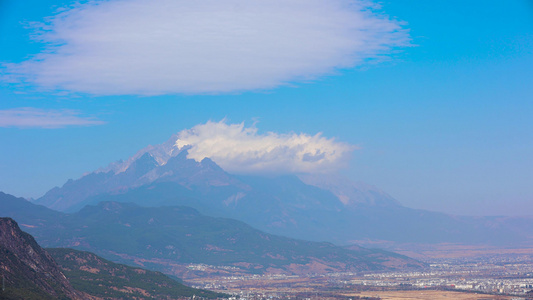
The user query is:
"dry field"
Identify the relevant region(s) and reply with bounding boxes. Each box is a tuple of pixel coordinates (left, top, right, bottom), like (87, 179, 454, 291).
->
(344, 290, 514, 300)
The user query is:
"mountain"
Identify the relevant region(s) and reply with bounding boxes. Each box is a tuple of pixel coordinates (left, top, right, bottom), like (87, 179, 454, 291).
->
(33, 135, 533, 247)
(0, 193, 424, 280)
(298, 174, 401, 207)
(0, 215, 228, 299)
(33, 135, 408, 244)
(47, 248, 228, 299)
(82, 184, 533, 246)
(0, 217, 81, 300)
(0, 192, 66, 242)
(36, 135, 243, 213)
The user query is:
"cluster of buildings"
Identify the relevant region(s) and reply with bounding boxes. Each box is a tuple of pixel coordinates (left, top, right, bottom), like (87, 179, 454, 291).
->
(186, 254, 533, 299)
(357, 255, 533, 296)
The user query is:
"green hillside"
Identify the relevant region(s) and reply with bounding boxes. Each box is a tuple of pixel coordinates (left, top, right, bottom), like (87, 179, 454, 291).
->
(47, 248, 228, 299)
(0, 192, 424, 279)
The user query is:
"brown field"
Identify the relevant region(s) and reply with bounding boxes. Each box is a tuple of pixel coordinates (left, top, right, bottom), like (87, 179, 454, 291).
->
(344, 290, 514, 300)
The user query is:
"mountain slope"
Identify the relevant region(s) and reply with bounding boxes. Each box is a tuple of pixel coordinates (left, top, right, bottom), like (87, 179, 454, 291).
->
(47, 248, 228, 299)
(298, 173, 401, 207)
(0, 193, 424, 279)
(0, 214, 228, 299)
(0, 218, 81, 300)
(32, 134, 533, 247)
(57, 178, 533, 247)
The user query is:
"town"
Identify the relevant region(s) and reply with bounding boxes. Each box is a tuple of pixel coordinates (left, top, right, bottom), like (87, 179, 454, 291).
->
(187, 253, 533, 299)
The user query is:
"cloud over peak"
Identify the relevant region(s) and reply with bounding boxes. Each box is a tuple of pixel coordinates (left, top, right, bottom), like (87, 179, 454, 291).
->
(175, 121, 356, 174)
(5, 0, 409, 95)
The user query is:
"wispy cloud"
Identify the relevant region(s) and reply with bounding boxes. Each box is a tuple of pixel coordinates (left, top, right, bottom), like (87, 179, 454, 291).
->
(4, 0, 409, 95)
(0, 108, 105, 128)
(175, 120, 356, 174)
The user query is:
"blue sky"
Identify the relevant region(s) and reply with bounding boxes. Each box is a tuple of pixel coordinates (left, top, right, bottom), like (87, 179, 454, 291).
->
(1, 0, 532, 216)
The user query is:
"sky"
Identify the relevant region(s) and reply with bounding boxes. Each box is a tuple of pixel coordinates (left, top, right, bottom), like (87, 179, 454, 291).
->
(0, 0, 532, 216)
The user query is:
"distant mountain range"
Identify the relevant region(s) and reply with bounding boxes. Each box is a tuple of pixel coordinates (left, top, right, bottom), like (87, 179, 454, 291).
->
(0, 192, 424, 280)
(33, 134, 533, 247)
(0, 217, 225, 299)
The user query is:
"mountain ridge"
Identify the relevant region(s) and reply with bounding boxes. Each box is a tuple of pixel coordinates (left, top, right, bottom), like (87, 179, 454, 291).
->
(1, 192, 425, 280)
(32, 134, 533, 247)
(0, 217, 81, 300)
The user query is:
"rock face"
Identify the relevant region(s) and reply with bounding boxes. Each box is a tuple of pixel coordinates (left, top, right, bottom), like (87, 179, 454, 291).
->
(0, 217, 81, 300)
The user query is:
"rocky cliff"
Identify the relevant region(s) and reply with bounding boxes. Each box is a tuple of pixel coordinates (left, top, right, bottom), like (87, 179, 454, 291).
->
(0, 217, 81, 300)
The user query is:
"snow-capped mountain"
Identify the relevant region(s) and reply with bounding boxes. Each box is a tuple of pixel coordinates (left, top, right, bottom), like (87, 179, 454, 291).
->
(95, 133, 181, 175)
(36, 134, 393, 214)
(34, 134, 533, 247)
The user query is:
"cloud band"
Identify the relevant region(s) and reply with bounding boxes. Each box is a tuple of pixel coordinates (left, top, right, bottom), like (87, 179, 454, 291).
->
(0, 108, 105, 128)
(4, 0, 409, 95)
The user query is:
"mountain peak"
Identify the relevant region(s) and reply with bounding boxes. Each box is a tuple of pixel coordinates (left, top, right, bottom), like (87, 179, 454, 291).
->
(35, 135, 234, 211)
(96, 134, 183, 175)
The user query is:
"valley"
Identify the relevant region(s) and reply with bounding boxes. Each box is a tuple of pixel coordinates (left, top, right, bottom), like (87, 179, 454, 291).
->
(186, 252, 533, 299)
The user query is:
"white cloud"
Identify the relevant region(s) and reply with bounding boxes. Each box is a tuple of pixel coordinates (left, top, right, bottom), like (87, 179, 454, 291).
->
(5, 0, 409, 95)
(0, 108, 105, 128)
(175, 120, 356, 174)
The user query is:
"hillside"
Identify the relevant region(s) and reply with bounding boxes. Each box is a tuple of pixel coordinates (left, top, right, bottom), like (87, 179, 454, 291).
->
(0, 218, 81, 300)
(0, 215, 228, 299)
(0, 193, 424, 279)
(47, 248, 228, 299)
